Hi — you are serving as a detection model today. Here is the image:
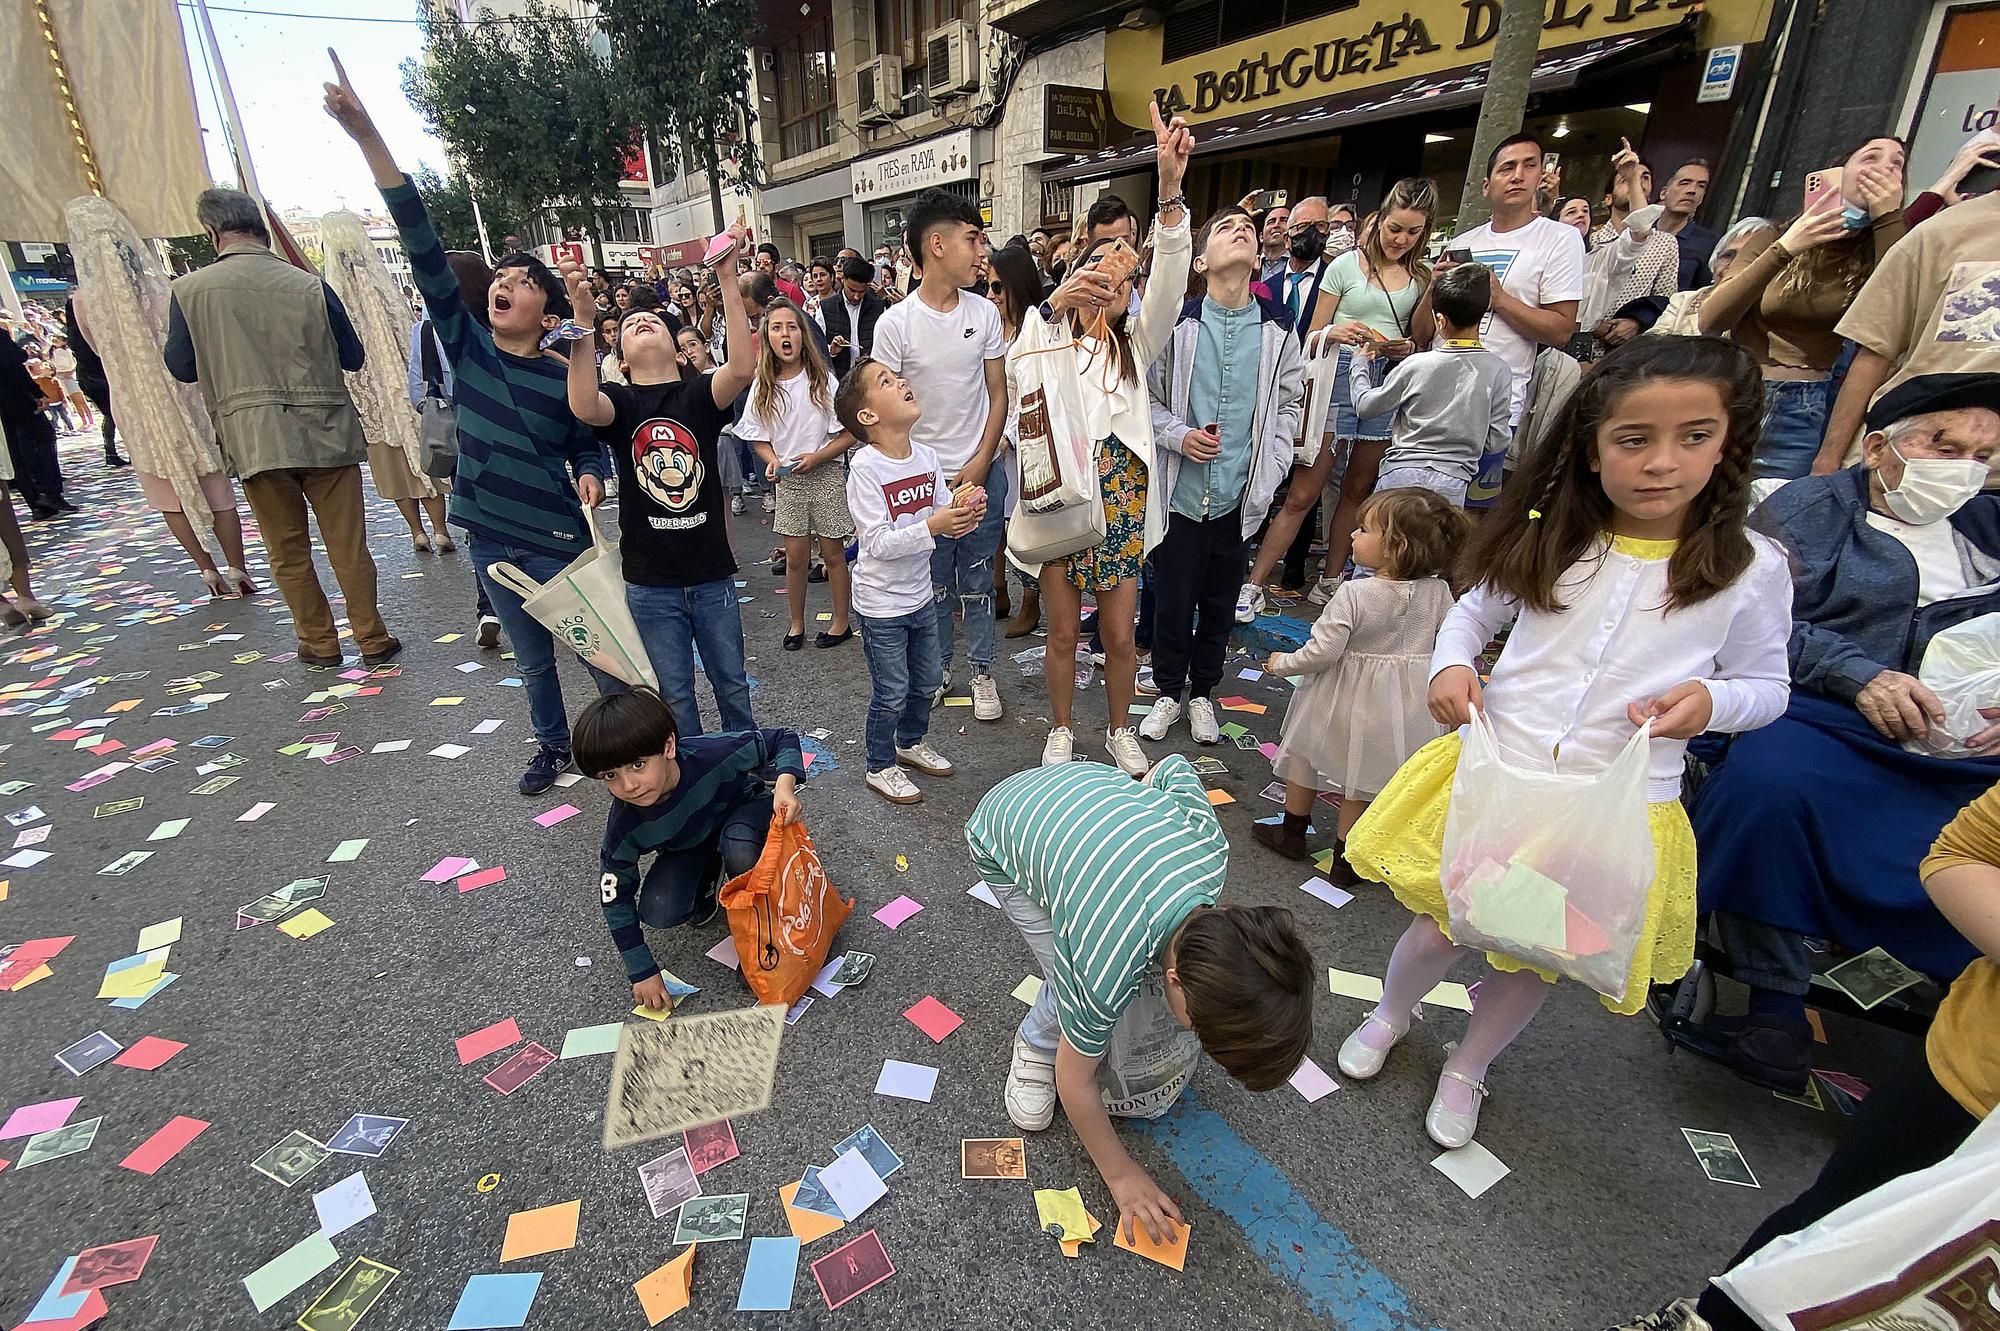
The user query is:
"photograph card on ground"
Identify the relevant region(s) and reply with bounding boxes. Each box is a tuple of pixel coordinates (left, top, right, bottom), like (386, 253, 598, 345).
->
(484, 1042, 555, 1095)
(811, 1229, 896, 1310)
(673, 1192, 749, 1243)
(298, 1257, 399, 1331)
(326, 1113, 408, 1158)
(961, 1138, 1027, 1179)
(1822, 946, 1925, 1010)
(1682, 1128, 1760, 1188)
(683, 1119, 739, 1175)
(251, 1131, 331, 1188)
(638, 1146, 703, 1220)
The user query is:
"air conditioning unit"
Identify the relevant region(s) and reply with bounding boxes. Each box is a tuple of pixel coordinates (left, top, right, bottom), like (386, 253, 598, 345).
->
(856, 54, 903, 125)
(924, 19, 978, 99)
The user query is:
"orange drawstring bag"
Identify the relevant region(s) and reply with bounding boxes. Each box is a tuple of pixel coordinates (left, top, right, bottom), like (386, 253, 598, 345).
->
(718, 814, 852, 1007)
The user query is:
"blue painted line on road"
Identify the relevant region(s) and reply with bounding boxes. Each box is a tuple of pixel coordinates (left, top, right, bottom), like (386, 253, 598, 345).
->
(1138, 1092, 1443, 1331)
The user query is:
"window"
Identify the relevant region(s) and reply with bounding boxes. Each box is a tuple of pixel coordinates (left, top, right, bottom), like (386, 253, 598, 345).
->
(872, 0, 971, 66)
(1162, 0, 1355, 62)
(775, 15, 837, 159)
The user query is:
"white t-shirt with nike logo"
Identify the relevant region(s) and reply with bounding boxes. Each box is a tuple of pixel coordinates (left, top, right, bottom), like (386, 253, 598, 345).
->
(869, 288, 1006, 474)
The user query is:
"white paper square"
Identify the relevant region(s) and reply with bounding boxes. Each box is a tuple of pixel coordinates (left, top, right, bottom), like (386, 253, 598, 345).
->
(705, 935, 741, 971)
(1287, 1057, 1339, 1103)
(967, 881, 1000, 908)
(819, 1147, 887, 1220)
(312, 1170, 377, 1237)
(1431, 1141, 1510, 1198)
(428, 743, 471, 760)
(874, 1059, 939, 1102)
(1298, 876, 1354, 909)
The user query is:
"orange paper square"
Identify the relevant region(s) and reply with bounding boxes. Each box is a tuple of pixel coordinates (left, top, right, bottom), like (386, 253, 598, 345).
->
(1113, 1216, 1189, 1271)
(500, 1198, 581, 1261)
(780, 1181, 844, 1244)
(1205, 789, 1235, 806)
(634, 1245, 695, 1324)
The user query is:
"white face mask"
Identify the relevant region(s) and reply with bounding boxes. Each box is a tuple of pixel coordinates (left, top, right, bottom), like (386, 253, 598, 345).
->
(1881, 441, 1986, 525)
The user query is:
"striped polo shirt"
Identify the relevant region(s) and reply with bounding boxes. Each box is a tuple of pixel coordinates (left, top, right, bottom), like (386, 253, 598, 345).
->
(382, 178, 605, 560)
(965, 755, 1227, 1058)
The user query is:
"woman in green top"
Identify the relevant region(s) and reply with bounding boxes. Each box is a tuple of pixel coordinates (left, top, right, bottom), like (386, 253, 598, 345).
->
(1240, 179, 1437, 617)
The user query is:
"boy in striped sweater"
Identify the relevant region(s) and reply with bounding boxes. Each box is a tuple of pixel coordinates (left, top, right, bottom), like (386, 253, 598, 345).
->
(327, 58, 618, 797)
(574, 689, 805, 1012)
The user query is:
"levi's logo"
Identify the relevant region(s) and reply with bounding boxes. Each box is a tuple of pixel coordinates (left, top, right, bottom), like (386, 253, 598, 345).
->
(881, 472, 935, 520)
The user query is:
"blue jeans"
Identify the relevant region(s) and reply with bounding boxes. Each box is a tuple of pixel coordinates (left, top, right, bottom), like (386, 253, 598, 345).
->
(931, 458, 1007, 678)
(471, 536, 623, 751)
(625, 578, 755, 738)
(857, 606, 941, 771)
(636, 789, 773, 927)
(1755, 378, 1831, 480)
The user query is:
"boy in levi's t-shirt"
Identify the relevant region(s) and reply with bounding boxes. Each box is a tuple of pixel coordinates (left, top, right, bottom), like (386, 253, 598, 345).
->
(835, 358, 984, 806)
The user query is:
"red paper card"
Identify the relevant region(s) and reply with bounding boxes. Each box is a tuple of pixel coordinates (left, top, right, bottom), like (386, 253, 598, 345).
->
(112, 1037, 186, 1071)
(60, 1233, 159, 1294)
(903, 996, 963, 1043)
(456, 865, 507, 893)
(120, 1116, 209, 1175)
(455, 1017, 520, 1065)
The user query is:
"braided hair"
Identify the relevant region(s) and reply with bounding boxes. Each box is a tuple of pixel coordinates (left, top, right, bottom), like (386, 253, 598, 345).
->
(1460, 336, 1762, 614)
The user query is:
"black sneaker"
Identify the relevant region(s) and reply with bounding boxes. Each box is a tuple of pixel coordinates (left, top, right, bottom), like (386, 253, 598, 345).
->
(299, 651, 344, 669)
(520, 746, 573, 796)
(361, 636, 402, 667)
(807, 562, 828, 583)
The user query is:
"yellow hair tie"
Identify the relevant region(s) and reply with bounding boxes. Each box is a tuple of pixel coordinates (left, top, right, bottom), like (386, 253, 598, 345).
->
(1528, 508, 1543, 520)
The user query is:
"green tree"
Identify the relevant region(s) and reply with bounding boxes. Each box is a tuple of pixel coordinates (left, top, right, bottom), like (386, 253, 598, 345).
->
(598, 0, 759, 230)
(1455, 0, 1544, 229)
(410, 162, 513, 254)
(400, 0, 633, 234)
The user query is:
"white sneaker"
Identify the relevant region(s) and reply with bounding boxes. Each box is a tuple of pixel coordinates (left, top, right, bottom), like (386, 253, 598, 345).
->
(762, 491, 776, 512)
(930, 668, 952, 707)
(1235, 582, 1264, 623)
(730, 492, 745, 515)
(1137, 695, 1181, 741)
(895, 742, 954, 777)
(1040, 726, 1074, 766)
(476, 614, 502, 649)
(1106, 727, 1150, 777)
(970, 673, 1002, 721)
(1187, 696, 1220, 745)
(866, 766, 922, 804)
(1307, 578, 1338, 605)
(1005, 1036, 1058, 1131)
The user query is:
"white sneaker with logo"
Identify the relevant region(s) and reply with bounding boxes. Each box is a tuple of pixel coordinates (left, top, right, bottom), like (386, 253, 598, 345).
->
(1137, 695, 1181, 741)
(1005, 1036, 1058, 1131)
(866, 766, 922, 804)
(1308, 578, 1339, 605)
(970, 673, 1002, 721)
(1106, 727, 1150, 777)
(1041, 726, 1075, 766)
(1187, 696, 1221, 745)
(895, 742, 954, 777)
(1235, 582, 1264, 623)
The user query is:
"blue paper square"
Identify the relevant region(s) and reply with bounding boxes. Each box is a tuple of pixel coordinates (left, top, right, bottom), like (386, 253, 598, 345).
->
(23, 1256, 87, 1323)
(736, 1236, 800, 1311)
(446, 1272, 542, 1329)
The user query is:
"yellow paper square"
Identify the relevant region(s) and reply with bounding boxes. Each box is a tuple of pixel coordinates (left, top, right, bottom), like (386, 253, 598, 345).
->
(1034, 1187, 1095, 1245)
(500, 1198, 581, 1261)
(431, 696, 465, 707)
(436, 633, 464, 643)
(11, 963, 52, 990)
(1011, 975, 1043, 1006)
(1327, 968, 1384, 1002)
(278, 908, 335, 939)
(1422, 981, 1474, 1011)
(634, 1245, 695, 1324)
(98, 958, 167, 998)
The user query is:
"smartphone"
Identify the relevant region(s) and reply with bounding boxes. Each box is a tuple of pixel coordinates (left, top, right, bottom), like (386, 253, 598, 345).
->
(1254, 189, 1288, 212)
(1089, 238, 1140, 287)
(1542, 152, 1560, 175)
(1803, 167, 1843, 214)
(1444, 247, 1474, 265)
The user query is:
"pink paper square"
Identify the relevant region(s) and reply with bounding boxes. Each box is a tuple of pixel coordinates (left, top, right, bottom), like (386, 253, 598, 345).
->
(421, 856, 473, 883)
(112, 1037, 186, 1071)
(903, 995, 963, 1043)
(0, 1096, 80, 1140)
(873, 895, 923, 929)
(455, 1017, 521, 1065)
(120, 1115, 208, 1175)
(533, 804, 581, 828)
(457, 865, 507, 893)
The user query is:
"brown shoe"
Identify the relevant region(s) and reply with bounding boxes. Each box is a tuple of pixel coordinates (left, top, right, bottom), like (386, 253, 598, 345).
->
(1251, 818, 1309, 861)
(1004, 585, 1041, 638)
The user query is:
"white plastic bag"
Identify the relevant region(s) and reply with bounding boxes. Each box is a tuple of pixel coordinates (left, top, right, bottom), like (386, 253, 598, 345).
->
(485, 508, 658, 690)
(1293, 327, 1343, 467)
(1711, 1107, 2000, 1329)
(1096, 973, 1203, 1120)
(1440, 712, 1655, 999)
(1910, 612, 2000, 759)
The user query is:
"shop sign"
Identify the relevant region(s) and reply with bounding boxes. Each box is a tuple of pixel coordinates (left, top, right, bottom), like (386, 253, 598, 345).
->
(1045, 86, 1114, 154)
(1906, 5, 2000, 194)
(1696, 45, 1742, 103)
(600, 242, 647, 268)
(850, 129, 975, 202)
(1135, 0, 1702, 124)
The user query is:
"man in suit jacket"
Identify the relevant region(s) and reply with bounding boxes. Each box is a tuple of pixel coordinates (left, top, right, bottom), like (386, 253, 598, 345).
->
(1261, 196, 1350, 347)
(818, 257, 886, 377)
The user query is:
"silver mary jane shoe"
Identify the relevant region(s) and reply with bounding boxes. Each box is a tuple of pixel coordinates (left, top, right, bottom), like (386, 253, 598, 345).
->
(1425, 1069, 1489, 1149)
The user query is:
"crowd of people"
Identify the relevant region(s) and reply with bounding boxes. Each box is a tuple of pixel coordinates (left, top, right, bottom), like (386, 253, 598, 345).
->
(10, 45, 1992, 1325)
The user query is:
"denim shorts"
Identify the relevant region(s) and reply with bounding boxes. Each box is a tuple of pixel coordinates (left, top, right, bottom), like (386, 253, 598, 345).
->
(1332, 346, 1393, 442)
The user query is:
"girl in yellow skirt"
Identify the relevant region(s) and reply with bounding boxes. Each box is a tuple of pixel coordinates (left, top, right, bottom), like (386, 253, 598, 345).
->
(1341, 336, 1795, 1148)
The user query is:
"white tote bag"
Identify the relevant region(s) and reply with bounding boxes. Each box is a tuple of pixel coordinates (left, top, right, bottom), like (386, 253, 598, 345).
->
(1440, 712, 1655, 1000)
(1293, 327, 1344, 467)
(485, 508, 659, 690)
(1004, 312, 1107, 564)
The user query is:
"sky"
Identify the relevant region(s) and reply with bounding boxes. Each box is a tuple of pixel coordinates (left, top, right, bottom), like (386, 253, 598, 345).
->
(175, 0, 453, 215)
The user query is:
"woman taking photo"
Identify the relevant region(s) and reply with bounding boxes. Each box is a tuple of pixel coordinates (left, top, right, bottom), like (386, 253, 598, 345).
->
(1240, 177, 1437, 617)
(1698, 135, 1907, 478)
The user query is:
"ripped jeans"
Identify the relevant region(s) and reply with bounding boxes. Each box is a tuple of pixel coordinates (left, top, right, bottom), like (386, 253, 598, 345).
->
(931, 458, 1007, 678)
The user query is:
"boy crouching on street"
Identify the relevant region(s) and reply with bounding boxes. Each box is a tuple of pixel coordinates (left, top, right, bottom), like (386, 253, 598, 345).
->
(573, 688, 804, 1010)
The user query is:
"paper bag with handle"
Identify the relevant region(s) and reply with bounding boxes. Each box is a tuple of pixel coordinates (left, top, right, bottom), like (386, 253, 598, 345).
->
(719, 813, 853, 1007)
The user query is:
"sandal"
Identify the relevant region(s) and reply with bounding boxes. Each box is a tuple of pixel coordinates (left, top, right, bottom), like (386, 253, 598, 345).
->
(783, 632, 804, 651)
(815, 627, 854, 648)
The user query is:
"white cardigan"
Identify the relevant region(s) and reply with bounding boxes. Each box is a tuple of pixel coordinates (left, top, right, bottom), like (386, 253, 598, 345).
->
(1006, 212, 1192, 565)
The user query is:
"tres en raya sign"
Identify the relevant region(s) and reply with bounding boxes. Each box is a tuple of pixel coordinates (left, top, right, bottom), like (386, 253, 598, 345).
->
(1144, 0, 1702, 119)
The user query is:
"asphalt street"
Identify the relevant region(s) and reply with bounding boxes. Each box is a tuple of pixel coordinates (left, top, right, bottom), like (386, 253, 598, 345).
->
(0, 434, 1913, 1330)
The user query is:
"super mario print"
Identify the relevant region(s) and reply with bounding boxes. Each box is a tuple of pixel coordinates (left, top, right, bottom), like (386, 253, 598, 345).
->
(632, 417, 704, 513)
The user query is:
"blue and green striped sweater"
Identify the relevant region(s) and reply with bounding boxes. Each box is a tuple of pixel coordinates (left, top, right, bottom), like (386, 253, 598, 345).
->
(381, 177, 604, 559)
(598, 729, 806, 982)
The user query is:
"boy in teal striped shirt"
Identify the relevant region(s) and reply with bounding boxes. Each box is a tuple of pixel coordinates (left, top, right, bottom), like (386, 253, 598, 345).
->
(965, 754, 1315, 1248)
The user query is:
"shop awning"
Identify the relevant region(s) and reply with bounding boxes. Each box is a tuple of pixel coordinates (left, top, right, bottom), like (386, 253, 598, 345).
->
(1039, 25, 1694, 184)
